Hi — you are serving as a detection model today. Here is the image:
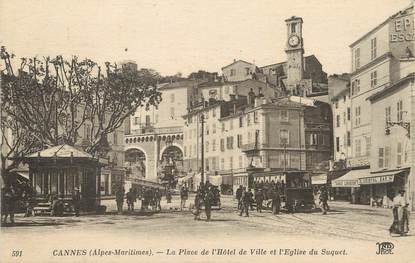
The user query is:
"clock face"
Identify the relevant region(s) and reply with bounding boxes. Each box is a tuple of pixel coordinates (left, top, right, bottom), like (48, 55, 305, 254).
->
(288, 35, 300, 47)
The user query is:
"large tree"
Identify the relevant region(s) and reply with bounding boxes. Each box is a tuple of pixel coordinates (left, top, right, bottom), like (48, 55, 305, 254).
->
(0, 46, 161, 178)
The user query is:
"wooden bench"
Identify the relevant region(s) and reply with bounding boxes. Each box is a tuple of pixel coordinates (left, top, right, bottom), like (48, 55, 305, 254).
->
(33, 200, 75, 216)
(33, 202, 52, 216)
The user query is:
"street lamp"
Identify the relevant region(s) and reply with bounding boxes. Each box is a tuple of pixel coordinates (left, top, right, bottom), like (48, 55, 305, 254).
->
(200, 114, 205, 185)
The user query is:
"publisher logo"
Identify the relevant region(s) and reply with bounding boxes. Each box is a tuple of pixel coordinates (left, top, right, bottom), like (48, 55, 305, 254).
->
(376, 242, 394, 255)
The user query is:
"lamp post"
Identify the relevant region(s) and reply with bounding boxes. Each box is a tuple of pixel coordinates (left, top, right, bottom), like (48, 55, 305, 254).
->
(200, 114, 205, 184)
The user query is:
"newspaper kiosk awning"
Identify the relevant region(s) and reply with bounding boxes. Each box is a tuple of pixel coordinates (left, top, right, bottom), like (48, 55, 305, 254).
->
(332, 169, 370, 188)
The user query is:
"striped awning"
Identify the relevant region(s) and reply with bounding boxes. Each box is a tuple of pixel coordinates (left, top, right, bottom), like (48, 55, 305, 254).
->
(358, 170, 406, 185)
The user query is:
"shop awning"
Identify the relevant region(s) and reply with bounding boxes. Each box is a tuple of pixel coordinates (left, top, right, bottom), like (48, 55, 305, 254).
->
(332, 169, 370, 188)
(358, 170, 405, 185)
(311, 174, 327, 185)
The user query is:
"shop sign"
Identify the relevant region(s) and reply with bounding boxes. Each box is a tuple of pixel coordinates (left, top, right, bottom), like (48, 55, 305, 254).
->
(358, 175, 394, 185)
(332, 180, 359, 187)
(390, 15, 414, 43)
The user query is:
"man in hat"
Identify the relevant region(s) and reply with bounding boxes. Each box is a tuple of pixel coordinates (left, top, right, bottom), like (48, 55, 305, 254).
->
(204, 186, 214, 221)
(255, 188, 264, 213)
(319, 186, 329, 215)
(2, 186, 16, 224)
(236, 185, 243, 210)
(193, 188, 203, 220)
(248, 188, 254, 210)
(126, 188, 137, 212)
(271, 186, 281, 215)
(115, 187, 125, 214)
(239, 187, 250, 217)
(180, 185, 189, 211)
(154, 188, 162, 211)
(72, 187, 81, 217)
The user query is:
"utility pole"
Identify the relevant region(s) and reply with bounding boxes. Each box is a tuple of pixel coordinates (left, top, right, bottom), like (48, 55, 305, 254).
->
(284, 143, 287, 171)
(200, 114, 205, 184)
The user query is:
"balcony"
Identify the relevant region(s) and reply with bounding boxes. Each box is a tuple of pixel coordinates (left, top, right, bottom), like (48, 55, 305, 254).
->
(130, 126, 183, 135)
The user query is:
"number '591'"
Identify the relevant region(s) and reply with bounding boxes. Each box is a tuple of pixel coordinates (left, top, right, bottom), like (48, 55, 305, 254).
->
(12, 250, 23, 257)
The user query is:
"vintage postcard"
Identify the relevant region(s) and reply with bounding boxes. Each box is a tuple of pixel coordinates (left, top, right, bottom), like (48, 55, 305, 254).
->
(1, 0, 414, 262)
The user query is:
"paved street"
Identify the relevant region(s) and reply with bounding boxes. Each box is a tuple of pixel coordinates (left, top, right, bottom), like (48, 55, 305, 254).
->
(2, 195, 413, 241)
(1, 195, 415, 263)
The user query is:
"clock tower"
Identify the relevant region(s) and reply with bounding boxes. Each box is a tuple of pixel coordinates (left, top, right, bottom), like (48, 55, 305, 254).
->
(285, 16, 304, 94)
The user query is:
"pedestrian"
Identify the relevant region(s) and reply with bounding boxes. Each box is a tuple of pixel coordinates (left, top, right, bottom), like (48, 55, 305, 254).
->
(1, 186, 16, 224)
(115, 187, 125, 214)
(236, 185, 243, 210)
(145, 188, 153, 210)
(204, 187, 214, 221)
(255, 188, 264, 213)
(141, 187, 147, 211)
(72, 187, 81, 217)
(180, 185, 189, 211)
(248, 188, 254, 210)
(193, 188, 203, 220)
(389, 190, 410, 236)
(154, 188, 162, 211)
(239, 187, 250, 217)
(126, 188, 137, 212)
(23, 183, 34, 217)
(319, 186, 329, 215)
(312, 187, 320, 210)
(166, 188, 172, 204)
(272, 186, 281, 215)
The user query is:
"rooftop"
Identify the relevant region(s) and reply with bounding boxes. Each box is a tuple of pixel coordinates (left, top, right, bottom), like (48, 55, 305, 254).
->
(367, 73, 415, 102)
(158, 79, 203, 90)
(27, 144, 93, 158)
(349, 4, 414, 48)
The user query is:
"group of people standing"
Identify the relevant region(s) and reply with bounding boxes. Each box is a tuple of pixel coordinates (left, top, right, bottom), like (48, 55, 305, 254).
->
(115, 187, 162, 214)
(235, 185, 282, 216)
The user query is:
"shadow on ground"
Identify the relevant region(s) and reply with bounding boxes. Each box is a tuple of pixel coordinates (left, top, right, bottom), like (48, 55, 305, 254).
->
(1, 221, 66, 227)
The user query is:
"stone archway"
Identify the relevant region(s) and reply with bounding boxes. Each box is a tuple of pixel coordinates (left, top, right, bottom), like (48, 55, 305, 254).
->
(125, 148, 147, 178)
(159, 145, 184, 182)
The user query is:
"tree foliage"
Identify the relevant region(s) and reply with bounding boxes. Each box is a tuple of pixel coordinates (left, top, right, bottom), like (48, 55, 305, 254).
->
(1, 46, 161, 176)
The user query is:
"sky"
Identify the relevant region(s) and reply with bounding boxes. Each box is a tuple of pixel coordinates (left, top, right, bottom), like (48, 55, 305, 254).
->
(0, 0, 412, 76)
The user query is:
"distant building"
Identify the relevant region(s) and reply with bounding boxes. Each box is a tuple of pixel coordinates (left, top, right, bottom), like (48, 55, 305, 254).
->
(222, 60, 259, 82)
(182, 95, 332, 192)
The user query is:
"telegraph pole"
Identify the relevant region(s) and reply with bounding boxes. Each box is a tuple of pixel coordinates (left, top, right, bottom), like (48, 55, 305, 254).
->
(200, 114, 205, 184)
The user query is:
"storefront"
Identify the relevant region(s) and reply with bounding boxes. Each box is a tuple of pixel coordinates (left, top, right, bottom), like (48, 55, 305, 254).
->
(358, 168, 409, 208)
(331, 168, 369, 203)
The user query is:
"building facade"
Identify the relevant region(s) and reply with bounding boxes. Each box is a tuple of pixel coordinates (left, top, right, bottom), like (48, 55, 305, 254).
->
(124, 80, 200, 182)
(328, 74, 352, 166)
(333, 2, 415, 209)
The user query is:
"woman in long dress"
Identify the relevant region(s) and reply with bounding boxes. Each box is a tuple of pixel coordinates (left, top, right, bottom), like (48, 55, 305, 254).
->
(389, 190, 410, 236)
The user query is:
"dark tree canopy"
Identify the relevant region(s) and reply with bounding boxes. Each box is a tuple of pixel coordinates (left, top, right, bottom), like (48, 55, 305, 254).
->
(1, 46, 161, 176)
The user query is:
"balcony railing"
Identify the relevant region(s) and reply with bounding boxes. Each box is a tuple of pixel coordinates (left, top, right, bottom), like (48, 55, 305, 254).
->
(130, 126, 183, 135)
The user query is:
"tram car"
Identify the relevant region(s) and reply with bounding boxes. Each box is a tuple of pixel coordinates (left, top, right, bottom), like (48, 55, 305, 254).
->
(251, 171, 314, 213)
